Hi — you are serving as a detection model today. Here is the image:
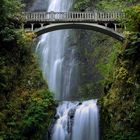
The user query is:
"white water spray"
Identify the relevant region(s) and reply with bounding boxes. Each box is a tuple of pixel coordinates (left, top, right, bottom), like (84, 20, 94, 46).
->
(72, 100, 99, 140)
(52, 102, 78, 140)
(52, 100, 99, 140)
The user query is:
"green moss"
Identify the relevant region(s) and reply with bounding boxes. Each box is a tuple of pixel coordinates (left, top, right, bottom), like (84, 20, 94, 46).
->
(116, 67, 128, 80)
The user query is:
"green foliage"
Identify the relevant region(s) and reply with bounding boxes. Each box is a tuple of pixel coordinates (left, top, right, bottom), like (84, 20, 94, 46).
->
(96, 42, 122, 84)
(123, 5, 140, 32)
(0, 0, 55, 139)
(20, 89, 54, 139)
(0, 30, 35, 94)
(97, 0, 140, 32)
(74, 0, 90, 11)
(0, 31, 55, 139)
(0, 89, 55, 139)
(99, 33, 140, 140)
(0, 0, 24, 42)
(97, 0, 140, 10)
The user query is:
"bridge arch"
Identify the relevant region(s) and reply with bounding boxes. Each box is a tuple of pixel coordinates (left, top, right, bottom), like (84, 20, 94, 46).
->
(34, 23, 125, 42)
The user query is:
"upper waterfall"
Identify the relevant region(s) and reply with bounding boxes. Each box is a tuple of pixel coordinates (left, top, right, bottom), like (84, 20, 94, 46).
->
(48, 0, 74, 12)
(36, 0, 78, 100)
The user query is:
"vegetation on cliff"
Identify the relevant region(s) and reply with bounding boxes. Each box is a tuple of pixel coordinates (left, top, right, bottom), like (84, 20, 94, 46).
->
(0, 0, 55, 139)
(98, 1, 140, 140)
(74, 0, 90, 10)
(100, 33, 140, 140)
(97, 0, 140, 10)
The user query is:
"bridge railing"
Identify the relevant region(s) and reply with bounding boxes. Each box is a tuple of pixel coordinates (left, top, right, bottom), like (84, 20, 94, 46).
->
(23, 11, 125, 22)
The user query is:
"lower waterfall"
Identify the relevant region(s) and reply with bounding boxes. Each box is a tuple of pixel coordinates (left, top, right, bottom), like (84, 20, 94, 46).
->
(51, 100, 99, 140)
(72, 100, 99, 140)
(51, 102, 78, 140)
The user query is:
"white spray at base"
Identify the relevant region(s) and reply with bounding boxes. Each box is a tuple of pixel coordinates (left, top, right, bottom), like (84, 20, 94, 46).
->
(51, 100, 99, 140)
(51, 102, 78, 140)
(72, 100, 99, 140)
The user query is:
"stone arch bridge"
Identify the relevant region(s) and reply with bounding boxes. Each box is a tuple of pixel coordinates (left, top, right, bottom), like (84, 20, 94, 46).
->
(23, 11, 125, 42)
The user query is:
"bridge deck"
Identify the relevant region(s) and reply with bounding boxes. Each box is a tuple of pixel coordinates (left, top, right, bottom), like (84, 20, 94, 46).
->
(23, 11, 125, 23)
(22, 11, 125, 42)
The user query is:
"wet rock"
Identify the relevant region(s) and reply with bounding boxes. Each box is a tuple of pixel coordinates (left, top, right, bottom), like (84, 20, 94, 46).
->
(68, 108, 76, 119)
(54, 114, 59, 120)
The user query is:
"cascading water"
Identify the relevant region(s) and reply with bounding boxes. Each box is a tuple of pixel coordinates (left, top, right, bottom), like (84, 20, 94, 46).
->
(51, 102, 78, 140)
(72, 100, 99, 140)
(34, 0, 99, 140)
(36, 0, 76, 100)
(52, 100, 99, 140)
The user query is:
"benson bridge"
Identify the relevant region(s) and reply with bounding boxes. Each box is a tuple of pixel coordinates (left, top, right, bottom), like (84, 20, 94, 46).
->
(23, 11, 125, 42)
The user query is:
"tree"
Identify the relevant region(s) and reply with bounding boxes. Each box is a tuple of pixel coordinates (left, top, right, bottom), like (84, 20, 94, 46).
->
(74, 0, 90, 11)
(123, 5, 140, 32)
(0, 0, 23, 42)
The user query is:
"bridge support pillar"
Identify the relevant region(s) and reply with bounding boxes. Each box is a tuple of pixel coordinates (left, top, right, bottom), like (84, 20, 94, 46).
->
(114, 23, 117, 31)
(31, 23, 34, 31)
(40, 23, 44, 28)
(105, 23, 107, 27)
(21, 23, 24, 29)
(94, 11, 98, 21)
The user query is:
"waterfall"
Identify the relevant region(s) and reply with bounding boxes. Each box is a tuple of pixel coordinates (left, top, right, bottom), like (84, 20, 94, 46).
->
(52, 100, 99, 140)
(34, 0, 99, 140)
(36, 0, 75, 100)
(72, 100, 99, 140)
(51, 102, 78, 140)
